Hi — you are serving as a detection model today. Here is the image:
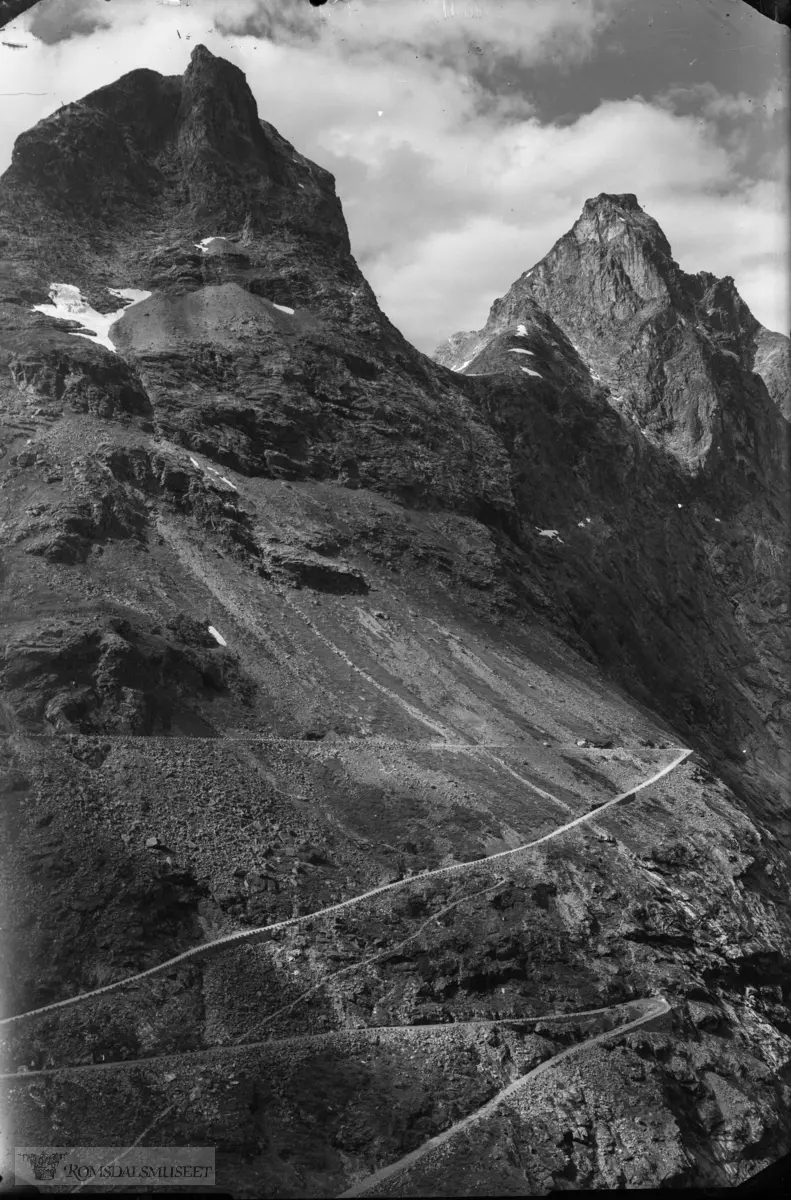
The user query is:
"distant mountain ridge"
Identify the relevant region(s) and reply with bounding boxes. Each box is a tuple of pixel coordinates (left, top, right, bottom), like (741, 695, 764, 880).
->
(435, 192, 790, 483)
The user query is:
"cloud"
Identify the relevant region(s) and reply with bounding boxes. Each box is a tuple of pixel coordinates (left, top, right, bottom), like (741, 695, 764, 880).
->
(647, 181, 789, 333)
(316, 82, 787, 343)
(27, 0, 113, 45)
(212, 0, 624, 71)
(656, 77, 788, 123)
(0, 0, 786, 347)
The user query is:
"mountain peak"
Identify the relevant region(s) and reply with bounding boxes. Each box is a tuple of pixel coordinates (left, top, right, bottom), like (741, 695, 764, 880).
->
(583, 192, 642, 213)
(182, 40, 248, 99)
(435, 193, 787, 482)
(190, 42, 216, 63)
(0, 47, 351, 252)
(178, 40, 280, 226)
(570, 191, 673, 261)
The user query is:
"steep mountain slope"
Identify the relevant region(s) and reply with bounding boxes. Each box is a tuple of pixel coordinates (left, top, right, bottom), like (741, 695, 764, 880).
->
(1, 48, 790, 1198)
(464, 192, 789, 482)
(435, 193, 791, 832)
(0, 47, 512, 525)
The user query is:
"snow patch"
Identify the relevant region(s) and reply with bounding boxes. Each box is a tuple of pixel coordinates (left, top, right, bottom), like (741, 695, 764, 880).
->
(520, 367, 543, 379)
(714, 518, 721, 523)
(508, 348, 534, 356)
(32, 284, 151, 352)
(195, 237, 227, 253)
(189, 457, 201, 469)
(536, 528, 564, 543)
(272, 302, 295, 315)
(207, 626, 227, 647)
(453, 357, 474, 372)
(677, 503, 683, 509)
(206, 465, 239, 492)
(515, 324, 528, 337)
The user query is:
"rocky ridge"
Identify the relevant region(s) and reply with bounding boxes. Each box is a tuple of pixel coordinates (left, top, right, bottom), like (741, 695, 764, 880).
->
(435, 192, 791, 830)
(1, 47, 790, 1198)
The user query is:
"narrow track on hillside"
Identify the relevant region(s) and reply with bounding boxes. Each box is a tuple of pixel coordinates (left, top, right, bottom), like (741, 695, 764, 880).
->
(0, 750, 691, 1028)
(3, 996, 672, 1200)
(1, 567, 690, 1195)
(338, 996, 672, 1198)
(0, 999, 656, 1083)
(233, 877, 512, 1047)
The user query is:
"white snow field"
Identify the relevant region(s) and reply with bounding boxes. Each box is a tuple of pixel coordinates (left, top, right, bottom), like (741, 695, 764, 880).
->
(194, 236, 227, 252)
(32, 284, 151, 352)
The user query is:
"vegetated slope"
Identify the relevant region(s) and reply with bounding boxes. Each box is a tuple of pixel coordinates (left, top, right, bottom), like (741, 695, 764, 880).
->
(0, 46, 789, 1198)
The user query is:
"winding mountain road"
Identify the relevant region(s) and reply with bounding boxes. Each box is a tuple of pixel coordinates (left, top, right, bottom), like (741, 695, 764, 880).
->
(0, 750, 691, 1029)
(1, 735, 689, 1197)
(2, 997, 674, 1200)
(338, 996, 672, 1198)
(0, 998, 662, 1083)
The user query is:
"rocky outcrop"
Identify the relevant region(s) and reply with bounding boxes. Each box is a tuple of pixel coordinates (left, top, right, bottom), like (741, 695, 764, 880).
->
(1, 613, 256, 737)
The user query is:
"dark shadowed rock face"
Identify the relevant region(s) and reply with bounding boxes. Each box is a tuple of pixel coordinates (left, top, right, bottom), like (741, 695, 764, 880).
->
(1, 46, 349, 253)
(1, 49, 790, 1199)
(0, 46, 514, 530)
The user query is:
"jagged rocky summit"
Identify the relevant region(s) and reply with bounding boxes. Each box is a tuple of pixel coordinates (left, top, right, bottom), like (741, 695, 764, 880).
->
(1, 46, 790, 1198)
(0, 44, 511, 523)
(435, 191, 790, 822)
(435, 192, 790, 477)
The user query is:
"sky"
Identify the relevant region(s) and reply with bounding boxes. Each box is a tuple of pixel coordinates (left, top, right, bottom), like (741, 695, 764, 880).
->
(0, 0, 788, 351)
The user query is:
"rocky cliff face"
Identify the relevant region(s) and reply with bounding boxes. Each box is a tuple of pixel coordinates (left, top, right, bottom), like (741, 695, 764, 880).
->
(1, 49, 790, 1198)
(435, 192, 791, 830)
(1, 46, 512, 524)
(438, 193, 789, 484)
